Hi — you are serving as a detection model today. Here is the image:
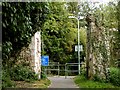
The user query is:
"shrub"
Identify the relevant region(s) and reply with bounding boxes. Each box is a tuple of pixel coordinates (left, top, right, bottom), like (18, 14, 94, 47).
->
(93, 74, 106, 83)
(41, 71, 47, 79)
(2, 69, 15, 88)
(9, 65, 38, 81)
(81, 61, 86, 76)
(74, 75, 118, 88)
(109, 67, 120, 86)
(93, 74, 101, 82)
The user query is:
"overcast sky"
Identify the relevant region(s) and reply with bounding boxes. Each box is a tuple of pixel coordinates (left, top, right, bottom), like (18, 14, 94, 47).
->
(78, 0, 118, 6)
(81, 0, 116, 3)
(89, 0, 111, 2)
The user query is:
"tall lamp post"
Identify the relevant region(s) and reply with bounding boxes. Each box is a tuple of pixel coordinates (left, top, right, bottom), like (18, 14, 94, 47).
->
(68, 15, 84, 74)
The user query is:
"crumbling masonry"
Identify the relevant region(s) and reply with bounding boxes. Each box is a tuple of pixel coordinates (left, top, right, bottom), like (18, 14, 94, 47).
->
(86, 14, 110, 80)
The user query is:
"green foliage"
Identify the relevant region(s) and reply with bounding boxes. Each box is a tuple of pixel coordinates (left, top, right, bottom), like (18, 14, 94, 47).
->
(109, 67, 120, 86)
(94, 2, 119, 67)
(2, 2, 49, 63)
(2, 2, 50, 87)
(74, 75, 119, 88)
(118, 1, 120, 32)
(42, 2, 78, 64)
(93, 74, 106, 83)
(67, 2, 78, 14)
(2, 69, 15, 88)
(41, 71, 47, 79)
(9, 65, 38, 81)
(80, 27, 87, 51)
(81, 62, 86, 76)
(91, 67, 120, 86)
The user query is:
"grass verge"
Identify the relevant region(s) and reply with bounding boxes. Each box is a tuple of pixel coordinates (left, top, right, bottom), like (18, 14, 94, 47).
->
(13, 78, 51, 88)
(74, 75, 120, 88)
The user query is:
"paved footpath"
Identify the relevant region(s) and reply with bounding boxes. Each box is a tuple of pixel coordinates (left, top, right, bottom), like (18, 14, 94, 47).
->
(48, 76, 79, 88)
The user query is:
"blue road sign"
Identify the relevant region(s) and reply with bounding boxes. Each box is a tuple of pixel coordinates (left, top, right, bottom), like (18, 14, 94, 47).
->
(41, 56, 49, 66)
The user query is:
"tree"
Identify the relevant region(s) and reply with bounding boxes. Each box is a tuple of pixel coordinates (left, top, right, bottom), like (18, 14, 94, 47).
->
(42, 2, 78, 64)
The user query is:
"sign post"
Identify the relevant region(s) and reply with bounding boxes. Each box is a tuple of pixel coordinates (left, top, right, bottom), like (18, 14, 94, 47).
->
(41, 56, 49, 66)
(75, 45, 83, 52)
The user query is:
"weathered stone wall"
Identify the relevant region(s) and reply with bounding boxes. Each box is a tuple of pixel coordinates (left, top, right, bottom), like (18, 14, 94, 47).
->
(17, 31, 41, 79)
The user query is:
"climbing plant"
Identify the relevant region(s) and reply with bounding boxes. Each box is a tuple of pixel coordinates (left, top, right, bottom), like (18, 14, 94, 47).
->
(2, 2, 50, 88)
(2, 2, 49, 65)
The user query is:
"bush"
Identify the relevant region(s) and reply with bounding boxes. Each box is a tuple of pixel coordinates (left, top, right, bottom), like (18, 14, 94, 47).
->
(93, 75, 102, 82)
(9, 65, 38, 81)
(41, 71, 47, 79)
(81, 61, 86, 76)
(93, 74, 107, 83)
(2, 69, 15, 88)
(109, 67, 120, 86)
(74, 75, 118, 88)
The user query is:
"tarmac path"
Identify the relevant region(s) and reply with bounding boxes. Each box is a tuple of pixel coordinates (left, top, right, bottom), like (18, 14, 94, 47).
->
(48, 76, 79, 88)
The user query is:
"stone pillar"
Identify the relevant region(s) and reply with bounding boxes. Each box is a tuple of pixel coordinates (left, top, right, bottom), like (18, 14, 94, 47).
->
(29, 31, 41, 79)
(86, 14, 110, 80)
(17, 31, 41, 79)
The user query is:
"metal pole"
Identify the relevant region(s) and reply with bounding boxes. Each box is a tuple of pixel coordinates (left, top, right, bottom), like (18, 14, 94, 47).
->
(68, 15, 83, 75)
(58, 62, 60, 77)
(78, 19, 80, 74)
(45, 68, 47, 77)
(78, 2, 81, 75)
(65, 63, 67, 79)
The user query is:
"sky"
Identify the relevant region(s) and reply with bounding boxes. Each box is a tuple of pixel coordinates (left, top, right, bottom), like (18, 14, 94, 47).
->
(78, 0, 118, 7)
(89, 0, 111, 2)
(80, 0, 116, 3)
